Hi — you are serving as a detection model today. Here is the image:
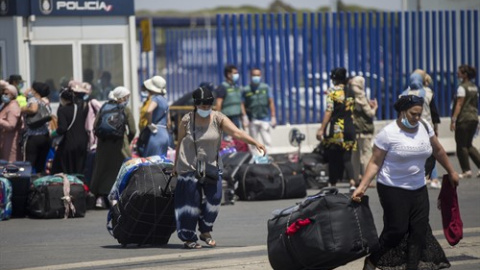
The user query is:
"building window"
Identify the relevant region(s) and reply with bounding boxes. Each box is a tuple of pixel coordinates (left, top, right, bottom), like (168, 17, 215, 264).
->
(82, 44, 124, 100)
(30, 44, 73, 102)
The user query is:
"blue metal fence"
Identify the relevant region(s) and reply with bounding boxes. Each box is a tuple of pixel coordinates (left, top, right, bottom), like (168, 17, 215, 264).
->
(141, 10, 480, 123)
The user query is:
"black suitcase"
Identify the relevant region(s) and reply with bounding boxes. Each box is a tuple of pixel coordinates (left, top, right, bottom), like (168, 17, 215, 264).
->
(221, 151, 252, 183)
(0, 161, 32, 218)
(109, 164, 176, 246)
(28, 184, 87, 218)
(221, 152, 252, 205)
(301, 153, 329, 189)
(267, 188, 379, 270)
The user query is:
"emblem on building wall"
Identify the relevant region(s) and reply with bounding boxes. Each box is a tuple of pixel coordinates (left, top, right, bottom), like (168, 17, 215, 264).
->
(40, 0, 53, 15)
(0, 0, 9, 15)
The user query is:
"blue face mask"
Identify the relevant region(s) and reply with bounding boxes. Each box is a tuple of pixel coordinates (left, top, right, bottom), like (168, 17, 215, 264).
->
(83, 94, 90, 101)
(197, 108, 212, 118)
(27, 91, 35, 99)
(232, 73, 240, 82)
(17, 82, 24, 90)
(1, 95, 11, 104)
(251, 76, 261, 84)
(401, 114, 419, 128)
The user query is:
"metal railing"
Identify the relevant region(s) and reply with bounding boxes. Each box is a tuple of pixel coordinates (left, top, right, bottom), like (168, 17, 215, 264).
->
(139, 10, 480, 123)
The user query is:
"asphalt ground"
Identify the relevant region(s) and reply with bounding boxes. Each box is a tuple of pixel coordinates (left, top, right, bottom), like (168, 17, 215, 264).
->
(0, 155, 479, 270)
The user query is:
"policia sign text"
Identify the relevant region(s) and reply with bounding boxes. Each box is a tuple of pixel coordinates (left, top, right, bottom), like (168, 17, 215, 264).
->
(32, 0, 134, 16)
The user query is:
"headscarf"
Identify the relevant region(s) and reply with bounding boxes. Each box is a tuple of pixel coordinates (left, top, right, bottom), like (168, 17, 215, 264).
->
(0, 80, 8, 91)
(409, 73, 424, 90)
(108, 86, 130, 101)
(394, 95, 424, 112)
(4, 84, 18, 98)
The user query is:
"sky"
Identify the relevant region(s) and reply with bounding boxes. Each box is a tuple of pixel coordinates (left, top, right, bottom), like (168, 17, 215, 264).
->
(134, 0, 404, 12)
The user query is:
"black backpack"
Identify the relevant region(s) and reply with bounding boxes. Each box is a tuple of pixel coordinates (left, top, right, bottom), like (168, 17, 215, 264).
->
(94, 103, 126, 140)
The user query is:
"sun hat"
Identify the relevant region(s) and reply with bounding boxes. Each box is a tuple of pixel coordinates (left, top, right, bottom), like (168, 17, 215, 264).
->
(144, 76, 166, 95)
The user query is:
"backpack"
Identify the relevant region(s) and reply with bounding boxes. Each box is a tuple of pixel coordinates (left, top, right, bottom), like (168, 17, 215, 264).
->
(94, 103, 126, 140)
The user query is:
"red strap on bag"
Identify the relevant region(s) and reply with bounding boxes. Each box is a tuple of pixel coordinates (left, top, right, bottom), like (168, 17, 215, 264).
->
(286, 218, 313, 236)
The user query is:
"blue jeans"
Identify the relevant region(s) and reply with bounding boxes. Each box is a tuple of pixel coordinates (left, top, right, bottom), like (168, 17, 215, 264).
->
(174, 172, 222, 242)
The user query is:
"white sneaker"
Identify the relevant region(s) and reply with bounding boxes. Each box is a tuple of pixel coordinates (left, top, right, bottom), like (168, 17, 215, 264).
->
(459, 171, 473, 179)
(430, 180, 441, 189)
(95, 197, 106, 209)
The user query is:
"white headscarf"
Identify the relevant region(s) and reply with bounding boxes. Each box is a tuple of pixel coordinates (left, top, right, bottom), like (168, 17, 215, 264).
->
(4, 84, 18, 98)
(108, 86, 130, 101)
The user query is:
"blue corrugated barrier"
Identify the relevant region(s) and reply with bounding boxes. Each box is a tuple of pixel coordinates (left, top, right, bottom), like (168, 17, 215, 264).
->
(139, 10, 480, 123)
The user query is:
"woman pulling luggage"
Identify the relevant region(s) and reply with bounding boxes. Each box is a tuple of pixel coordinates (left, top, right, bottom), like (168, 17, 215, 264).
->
(352, 95, 459, 270)
(173, 86, 266, 249)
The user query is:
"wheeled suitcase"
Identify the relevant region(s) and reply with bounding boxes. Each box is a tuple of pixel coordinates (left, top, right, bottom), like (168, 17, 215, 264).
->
(221, 152, 252, 205)
(221, 151, 252, 182)
(0, 161, 32, 217)
(267, 188, 379, 270)
(28, 174, 87, 219)
(108, 163, 176, 246)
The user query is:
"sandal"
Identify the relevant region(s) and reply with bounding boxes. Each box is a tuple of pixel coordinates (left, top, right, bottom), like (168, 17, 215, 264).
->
(184, 241, 202, 249)
(199, 233, 217, 247)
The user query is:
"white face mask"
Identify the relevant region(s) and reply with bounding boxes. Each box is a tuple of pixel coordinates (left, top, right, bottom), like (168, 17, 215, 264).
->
(197, 108, 212, 118)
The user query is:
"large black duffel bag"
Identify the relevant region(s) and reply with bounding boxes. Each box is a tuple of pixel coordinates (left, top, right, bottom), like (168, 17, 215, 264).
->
(267, 188, 379, 270)
(108, 163, 176, 246)
(236, 163, 306, 201)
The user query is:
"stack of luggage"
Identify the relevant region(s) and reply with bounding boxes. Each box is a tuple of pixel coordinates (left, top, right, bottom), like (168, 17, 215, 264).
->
(0, 161, 32, 218)
(107, 156, 176, 247)
(267, 187, 379, 270)
(28, 174, 87, 219)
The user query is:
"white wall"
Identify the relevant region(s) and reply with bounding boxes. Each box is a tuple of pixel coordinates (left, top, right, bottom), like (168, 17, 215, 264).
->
(0, 16, 20, 77)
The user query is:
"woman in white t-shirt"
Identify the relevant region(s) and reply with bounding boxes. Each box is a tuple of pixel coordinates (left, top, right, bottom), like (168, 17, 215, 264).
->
(352, 95, 459, 270)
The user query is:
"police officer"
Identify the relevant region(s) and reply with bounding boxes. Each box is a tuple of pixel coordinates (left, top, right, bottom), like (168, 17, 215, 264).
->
(242, 68, 276, 152)
(215, 64, 244, 128)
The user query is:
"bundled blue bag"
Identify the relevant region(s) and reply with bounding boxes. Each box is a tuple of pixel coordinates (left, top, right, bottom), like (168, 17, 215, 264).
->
(0, 177, 13, 220)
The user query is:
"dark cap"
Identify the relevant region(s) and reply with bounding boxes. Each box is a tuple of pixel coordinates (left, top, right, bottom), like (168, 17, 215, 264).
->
(8, 74, 24, 83)
(394, 95, 424, 112)
(192, 86, 214, 105)
(198, 82, 215, 93)
(330, 67, 347, 83)
(32, 82, 50, 98)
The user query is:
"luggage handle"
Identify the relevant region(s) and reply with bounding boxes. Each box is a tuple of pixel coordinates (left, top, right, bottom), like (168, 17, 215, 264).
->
(298, 187, 338, 208)
(317, 187, 338, 195)
(161, 168, 175, 197)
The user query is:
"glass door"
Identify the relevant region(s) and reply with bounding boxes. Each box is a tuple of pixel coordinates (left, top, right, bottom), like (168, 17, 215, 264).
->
(29, 44, 74, 102)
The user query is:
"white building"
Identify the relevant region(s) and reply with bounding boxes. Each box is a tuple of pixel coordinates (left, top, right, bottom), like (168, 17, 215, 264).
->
(0, 0, 140, 120)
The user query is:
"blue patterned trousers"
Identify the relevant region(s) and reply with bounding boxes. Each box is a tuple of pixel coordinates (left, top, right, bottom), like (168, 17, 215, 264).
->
(174, 172, 222, 242)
